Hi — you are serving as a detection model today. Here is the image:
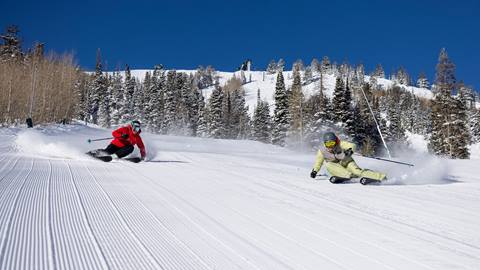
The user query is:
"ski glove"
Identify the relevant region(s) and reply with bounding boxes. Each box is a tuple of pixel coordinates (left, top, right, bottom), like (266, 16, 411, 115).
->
(121, 133, 129, 139)
(344, 148, 353, 157)
(310, 170, 317, 178)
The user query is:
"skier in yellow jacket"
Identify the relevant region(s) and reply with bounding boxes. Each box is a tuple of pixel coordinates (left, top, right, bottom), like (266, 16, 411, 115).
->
(310, 132, 386, 183)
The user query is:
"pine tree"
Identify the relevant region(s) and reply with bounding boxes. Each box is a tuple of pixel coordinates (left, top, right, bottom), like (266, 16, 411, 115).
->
(292, 59, 304, 72)
(272, 71, 290, 146)
(207, 82, 224, 138)
(266, 59, 277, 74)
(147, 65, 165, 132)
(98, 74, 112, 127)
(252, 89, 271, 143)
(0, 25, 23, 62)
(449, 97, 470, 158)
(303, 66, 313, 84)
(91, 49, 108, 125)
(110, 70, 124, 126)
(163, 70, 178, 133)
(277, 58, 285, 72)
(470, 109, 480, 143)
(289, 70, 305, 146)
(416, 72, 430, 89)
(332, 77, 353, 134)
(321, 56, 331, 74)
(395, 66, 411, 85)
(196, 90, 208, 137)
(120, 64, 136, 123)
(429, 48, 469, 158)
(372, 64, 385, 78)
(310, 58, 321, 73)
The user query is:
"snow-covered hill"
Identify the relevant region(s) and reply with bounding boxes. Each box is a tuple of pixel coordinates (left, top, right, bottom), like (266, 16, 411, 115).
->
(116, 69, 433, 115)
(1, 124, 479, 269)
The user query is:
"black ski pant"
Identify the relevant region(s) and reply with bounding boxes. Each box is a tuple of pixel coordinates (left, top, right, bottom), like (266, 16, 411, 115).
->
(104, 144, 134, 158)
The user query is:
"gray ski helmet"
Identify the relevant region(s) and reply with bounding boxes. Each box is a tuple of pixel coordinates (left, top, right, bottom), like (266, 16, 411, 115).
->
(323, 132, 339, 148)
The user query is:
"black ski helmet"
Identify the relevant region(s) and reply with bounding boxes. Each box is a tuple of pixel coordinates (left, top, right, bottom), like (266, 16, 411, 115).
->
(323, 132, 339, 148)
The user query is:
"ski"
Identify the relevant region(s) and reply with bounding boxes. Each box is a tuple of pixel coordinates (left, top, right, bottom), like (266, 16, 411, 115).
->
(86, 150, 113, 162)
(123, 157, 142, 163)
(329, 176, 352, 184)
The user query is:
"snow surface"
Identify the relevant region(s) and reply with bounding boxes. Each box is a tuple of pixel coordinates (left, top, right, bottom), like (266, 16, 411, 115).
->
(1, 124, 480, 269)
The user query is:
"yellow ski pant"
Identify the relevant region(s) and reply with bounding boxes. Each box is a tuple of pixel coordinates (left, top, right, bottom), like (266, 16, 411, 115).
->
(325, 161, 386, 181)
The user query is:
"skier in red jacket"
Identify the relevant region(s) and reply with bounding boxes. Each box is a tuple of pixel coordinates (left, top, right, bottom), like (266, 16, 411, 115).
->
(104, 120, 146, 160)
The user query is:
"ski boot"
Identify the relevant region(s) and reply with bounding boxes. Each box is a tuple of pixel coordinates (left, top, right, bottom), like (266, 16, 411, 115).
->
(86, 149, 112, 162)
(329, 176, 351, 184)
(360, 177, 382, 185)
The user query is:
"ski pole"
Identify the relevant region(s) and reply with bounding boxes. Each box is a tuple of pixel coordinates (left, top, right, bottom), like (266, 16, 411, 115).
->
(354, 154, 414, 167)
(87, 137, 113, 143)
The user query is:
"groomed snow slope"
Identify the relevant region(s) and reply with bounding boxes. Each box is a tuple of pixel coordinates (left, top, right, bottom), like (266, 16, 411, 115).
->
(1, 125, 480, 270)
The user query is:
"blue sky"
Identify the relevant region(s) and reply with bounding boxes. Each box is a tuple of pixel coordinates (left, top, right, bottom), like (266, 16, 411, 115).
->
(1, 0, 479, 89)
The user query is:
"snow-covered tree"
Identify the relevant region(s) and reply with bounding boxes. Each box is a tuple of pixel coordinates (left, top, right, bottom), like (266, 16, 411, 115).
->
(0, 25, 23, 62)
(252, 89, 271, 143)
(372, 64, 385, 78)
(120, 64, 136, 123)
(207, 82, 224, 138)
(429, 48, 469, 158)
(163, 70, 178, 133)
(272, 71, 290, 146)
(416, 71, 430, 89)
(289, 70, 305, 146)
(266, 60, 277, 74)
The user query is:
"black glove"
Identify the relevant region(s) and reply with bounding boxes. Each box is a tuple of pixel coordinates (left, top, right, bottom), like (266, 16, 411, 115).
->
(344, 148, 353, 157)
(121, 133, 128, 139)
(310, 170, 317, 178)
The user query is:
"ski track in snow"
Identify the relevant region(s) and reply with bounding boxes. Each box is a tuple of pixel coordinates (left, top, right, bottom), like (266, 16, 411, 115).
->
(1, 127, 480, 270)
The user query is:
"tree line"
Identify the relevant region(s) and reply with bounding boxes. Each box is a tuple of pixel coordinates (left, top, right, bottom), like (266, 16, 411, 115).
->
(0, 25, 81, 125)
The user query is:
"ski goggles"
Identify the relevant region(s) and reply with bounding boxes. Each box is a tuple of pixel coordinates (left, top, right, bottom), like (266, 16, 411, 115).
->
(133, 125, 141, 133)
(324, 140, 337, 148)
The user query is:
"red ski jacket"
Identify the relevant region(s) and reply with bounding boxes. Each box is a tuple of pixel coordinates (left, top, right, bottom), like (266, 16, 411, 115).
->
(111, 125, 146, 158)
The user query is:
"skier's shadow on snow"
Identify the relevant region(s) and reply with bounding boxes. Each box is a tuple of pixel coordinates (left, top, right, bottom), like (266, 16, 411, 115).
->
(148, 160, 189, 164)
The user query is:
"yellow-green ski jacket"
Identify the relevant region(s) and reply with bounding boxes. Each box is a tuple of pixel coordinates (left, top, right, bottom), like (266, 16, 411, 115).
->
(313, 141, 356, 172)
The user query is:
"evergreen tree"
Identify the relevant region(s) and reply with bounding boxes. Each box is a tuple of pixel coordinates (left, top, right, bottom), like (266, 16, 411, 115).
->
(429, 48, 469, 158)
(372, 64, 385, 78)
(277, 58, 285, 72)
(292, 59, 304, 72)
(310, 58, 321, 73)
(120, 64, 136, 123)
(272, 71, 290, 146)
(207, 83, 224, 138)
(163, 70, 178, 133)
(289, 70, 305, 146)
(0, 25, 23, 62)
(91, 49, 108, 125)
(252, 89, 271, 143)
(110, 70, 124, 126)
(470, 109, 480, 143)
(98, 74, 112, 127)
(332, 77, 354, 135)
(303, 66, 313, 84)
(321, 56, 331, 74)
(148, 65, 165, 132)
(266, 59, 277, 74)
(416, 71, 430, 89)
(196, 90, 208, 137)
(395, 66, 411, 85)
